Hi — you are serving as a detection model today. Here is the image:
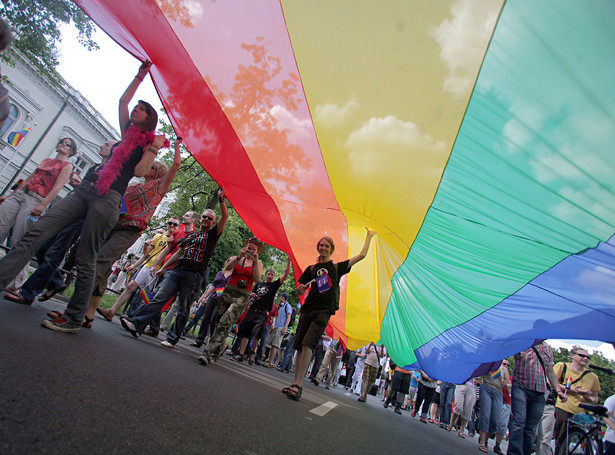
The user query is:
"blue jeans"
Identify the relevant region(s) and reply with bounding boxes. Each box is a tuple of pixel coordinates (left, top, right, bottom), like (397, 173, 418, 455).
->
(0, 184, 121, 324)
(183, 301, 206, 334)
(20, 221, 83, 302)
(508, 381, 546, 455)
(129, 269, 201, 343)
(479, 384, 503, 433)
(439, 382, 456, 425)
(279, 334, 295, 372)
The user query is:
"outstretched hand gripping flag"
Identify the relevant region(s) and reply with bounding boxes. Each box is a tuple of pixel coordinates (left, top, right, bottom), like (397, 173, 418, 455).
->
(74, 0, 615, 382)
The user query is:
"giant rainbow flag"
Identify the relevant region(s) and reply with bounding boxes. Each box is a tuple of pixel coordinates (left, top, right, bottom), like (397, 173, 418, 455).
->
(75, 0, 615, 382)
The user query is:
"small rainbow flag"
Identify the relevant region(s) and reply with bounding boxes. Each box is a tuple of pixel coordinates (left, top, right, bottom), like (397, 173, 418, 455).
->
(215, 286, 225, 297)
(490, 369, 501, 380)
(140, 286, 155, 305)
(7, 128, 31, 147)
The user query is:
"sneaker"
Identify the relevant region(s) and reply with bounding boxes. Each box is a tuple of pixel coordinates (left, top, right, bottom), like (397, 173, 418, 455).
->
(198, 355, 208, 366)
(143, 328, 159, 337)
(120, 317, 140, 338)
(231, 354, 244, 363)
(96, 307, 114, 322)
(160, 340, 175, 348)
(394, 406, 402, 415)
(325, 384, 330, 390)
(41, 317, 81, 333)
(248, 353, 255, 365)
(254, 358, 261, 366)
(311, 377, 320, 387)
(493, 444, 503, 455)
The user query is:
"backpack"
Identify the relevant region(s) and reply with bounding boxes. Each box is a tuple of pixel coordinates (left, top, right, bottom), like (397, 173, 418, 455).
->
(288, 307, 297, 329)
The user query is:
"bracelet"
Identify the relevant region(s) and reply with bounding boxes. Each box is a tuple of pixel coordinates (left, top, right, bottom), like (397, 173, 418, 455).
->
(219, 197, 225, 203)
(135, 75, 144, 81)
(148, 146, 158, 154)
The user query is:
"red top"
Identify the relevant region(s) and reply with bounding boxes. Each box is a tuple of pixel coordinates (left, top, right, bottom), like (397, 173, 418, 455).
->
(26, 158, 72, 198)
(162, 226, 194, 271)
(227, 259, 255, 291)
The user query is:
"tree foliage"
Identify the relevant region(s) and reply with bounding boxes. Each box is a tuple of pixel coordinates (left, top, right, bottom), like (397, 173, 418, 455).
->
(0, 0, 98, 81)
(150, 118, 298, 304)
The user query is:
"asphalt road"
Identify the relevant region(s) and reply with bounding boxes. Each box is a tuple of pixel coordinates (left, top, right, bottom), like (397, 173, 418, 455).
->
(0, 294, 507, 455)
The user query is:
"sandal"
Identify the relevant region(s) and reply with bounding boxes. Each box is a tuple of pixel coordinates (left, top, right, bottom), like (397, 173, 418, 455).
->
(446, 425, 453, 431)
(458, 431, 466, 439)
(38, 285, 67, 302)
(82, 316, 94, 328)
(96, 307, 114, 322)
(282, 384, 302, 401)
(5, 292, 33, 305)
(47, 310, 64, 319)
(479, 444, 488, 453)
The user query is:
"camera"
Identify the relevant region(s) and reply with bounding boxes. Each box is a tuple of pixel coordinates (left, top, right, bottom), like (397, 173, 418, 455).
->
(245, 251, 252, 257)
(238, 280, 249, 288)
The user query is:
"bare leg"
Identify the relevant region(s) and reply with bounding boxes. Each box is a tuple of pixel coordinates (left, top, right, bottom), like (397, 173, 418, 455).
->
(292, 347, 313, 388)
(85, 295, 102, 320)
(110, 280, 139, 314)
(239, 337, 250, 356)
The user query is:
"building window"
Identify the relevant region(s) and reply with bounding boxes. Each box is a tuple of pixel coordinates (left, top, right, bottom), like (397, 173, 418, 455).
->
(73, 156, 90, 176)
(0, 104, 19, 138)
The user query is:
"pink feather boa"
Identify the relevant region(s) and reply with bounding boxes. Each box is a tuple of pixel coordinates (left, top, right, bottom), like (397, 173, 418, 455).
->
(96, 125, 170, 195)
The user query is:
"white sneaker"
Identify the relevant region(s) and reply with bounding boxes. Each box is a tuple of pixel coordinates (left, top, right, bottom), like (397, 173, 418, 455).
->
(160, 340, 175, 348)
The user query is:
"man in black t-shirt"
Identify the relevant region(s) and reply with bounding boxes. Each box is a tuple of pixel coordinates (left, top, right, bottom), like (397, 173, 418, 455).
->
(120, 194, 228, 345)
(233, 257, 291, 364)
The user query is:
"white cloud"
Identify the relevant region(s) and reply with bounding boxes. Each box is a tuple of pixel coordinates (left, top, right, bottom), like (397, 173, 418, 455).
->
(345, 115, 447, 176)
(430, 0, 500, 100)
(314, 97, 359, 128)
(270, 105, 312, 144)
(186, 0, 203, 20)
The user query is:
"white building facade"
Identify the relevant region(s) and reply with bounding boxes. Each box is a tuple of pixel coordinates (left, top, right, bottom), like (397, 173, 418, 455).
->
(0, 50, 120, 198)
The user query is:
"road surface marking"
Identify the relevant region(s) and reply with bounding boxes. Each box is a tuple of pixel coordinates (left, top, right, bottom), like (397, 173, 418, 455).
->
(309, 401, 338, 417)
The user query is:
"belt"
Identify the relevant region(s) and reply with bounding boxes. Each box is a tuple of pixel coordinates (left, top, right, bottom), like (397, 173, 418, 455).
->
(23, 188, 45, 201)
(251, 308, 269, 314)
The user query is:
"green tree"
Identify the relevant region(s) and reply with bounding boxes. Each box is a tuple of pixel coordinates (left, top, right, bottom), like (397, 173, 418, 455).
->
(0, 0, 98, 81)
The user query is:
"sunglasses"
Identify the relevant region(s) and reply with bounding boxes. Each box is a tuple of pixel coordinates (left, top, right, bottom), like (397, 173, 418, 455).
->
(61, 140, 73, 147)
(166, 221, 179, 227)
(201, 215, 214, 221)
(575, 353, 590, 359)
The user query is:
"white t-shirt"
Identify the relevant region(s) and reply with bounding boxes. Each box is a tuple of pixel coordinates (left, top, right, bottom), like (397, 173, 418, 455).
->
(605, 394, 615, 444)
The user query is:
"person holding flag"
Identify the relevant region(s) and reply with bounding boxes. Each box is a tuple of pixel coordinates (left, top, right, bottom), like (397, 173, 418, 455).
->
(120, 195, 228, 345)
(282, 228, 377, 401)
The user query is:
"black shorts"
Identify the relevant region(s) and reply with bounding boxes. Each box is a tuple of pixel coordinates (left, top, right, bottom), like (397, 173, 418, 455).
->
(391, 370, 412, 394)
(293, 311, 330, 352)
(236, 310, 268, 339)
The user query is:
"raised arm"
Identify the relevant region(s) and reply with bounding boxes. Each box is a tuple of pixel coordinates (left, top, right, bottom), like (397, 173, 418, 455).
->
(279, 256, 291, 285)
(216, 189, 229, 235)
(158, 137, 183, 195)
(119, 61, 151, 136)
(348, 228, 377, 267)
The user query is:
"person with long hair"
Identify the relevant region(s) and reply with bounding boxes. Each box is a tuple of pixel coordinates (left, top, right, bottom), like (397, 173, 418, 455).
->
(0, 137, 77, 292)
(0, 61, 168, 333)
(198, 237, 264, 366)
(282, 228, 376, 400)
